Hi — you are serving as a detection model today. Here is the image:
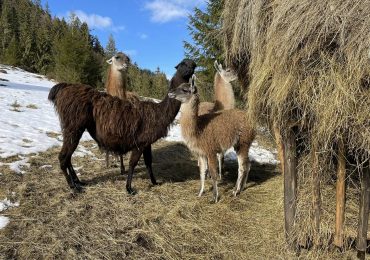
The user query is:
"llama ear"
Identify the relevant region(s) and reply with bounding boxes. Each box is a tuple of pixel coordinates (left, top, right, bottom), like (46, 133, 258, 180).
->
(214, 60, 222, 73)
(106, 58, 113, 65)
(190, 74, 197, 93)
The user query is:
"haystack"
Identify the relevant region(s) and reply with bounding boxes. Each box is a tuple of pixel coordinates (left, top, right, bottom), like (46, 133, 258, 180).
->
(222, 0, 370, 252)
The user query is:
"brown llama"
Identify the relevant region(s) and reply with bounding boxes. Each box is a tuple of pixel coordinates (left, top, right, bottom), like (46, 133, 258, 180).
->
(48, 59, 196, 194)
(168, 76, 255, 202)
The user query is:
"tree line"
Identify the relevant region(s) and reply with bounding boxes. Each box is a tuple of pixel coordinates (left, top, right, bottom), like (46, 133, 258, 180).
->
(0, 0, 168, 99)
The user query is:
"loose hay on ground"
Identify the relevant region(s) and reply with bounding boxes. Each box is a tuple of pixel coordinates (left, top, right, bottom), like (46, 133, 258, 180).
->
(0, 139, 360, 259)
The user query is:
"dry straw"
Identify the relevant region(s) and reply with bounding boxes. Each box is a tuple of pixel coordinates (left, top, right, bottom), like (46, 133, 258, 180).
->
(223, 0, 370, 248)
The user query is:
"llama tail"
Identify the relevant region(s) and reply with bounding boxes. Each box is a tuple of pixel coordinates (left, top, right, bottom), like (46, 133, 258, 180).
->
(48, 83, 69, 103)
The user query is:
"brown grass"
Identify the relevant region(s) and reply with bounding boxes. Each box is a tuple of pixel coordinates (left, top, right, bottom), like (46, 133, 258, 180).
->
(9, 100, 23, 112)
(26, 104, 38, 109)
(0, 139, 361, 259)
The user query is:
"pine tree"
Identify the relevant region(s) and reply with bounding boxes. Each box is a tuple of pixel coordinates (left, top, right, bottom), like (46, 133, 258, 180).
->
(0, 1, 19, 59)
(105, 34, 117, 58)
(184, 0, 225, 101)
(3, 36, 20, 65)
(53, 15, 90, 83)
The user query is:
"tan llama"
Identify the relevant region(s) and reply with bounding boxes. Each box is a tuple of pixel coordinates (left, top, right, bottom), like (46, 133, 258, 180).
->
(198, 61, 238, 178)
(168, 76, 255, 202)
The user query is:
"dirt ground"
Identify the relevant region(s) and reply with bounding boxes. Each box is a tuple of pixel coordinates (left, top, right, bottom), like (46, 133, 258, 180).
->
(0, 139, 362, 259)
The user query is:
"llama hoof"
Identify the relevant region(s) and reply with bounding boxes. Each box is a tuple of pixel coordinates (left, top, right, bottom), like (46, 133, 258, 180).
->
(76, 180, 87, 186)
(211, 195, 219, 203)
(211, 198, 219, 204)
(357, 251, 365, 260)
(152, 181, 160, 186)
(233, 190, 240, 197)
(72, 185, 84, 193)
(126, 188, 137, 195)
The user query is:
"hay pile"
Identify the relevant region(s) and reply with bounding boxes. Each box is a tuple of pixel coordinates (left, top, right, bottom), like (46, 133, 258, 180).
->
(222, 0, 370, 248)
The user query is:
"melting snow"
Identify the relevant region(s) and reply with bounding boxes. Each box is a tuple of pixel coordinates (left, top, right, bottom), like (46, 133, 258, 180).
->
(0, 198, 20, 212)
(0, 198, 20, 230)
(0, 216, 9, 229)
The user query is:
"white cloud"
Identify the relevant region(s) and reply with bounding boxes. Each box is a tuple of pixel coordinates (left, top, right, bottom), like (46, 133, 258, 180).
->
(65, 10, 125, 31)
(144, 0, 206, 23)
(139, 33, 148, 40)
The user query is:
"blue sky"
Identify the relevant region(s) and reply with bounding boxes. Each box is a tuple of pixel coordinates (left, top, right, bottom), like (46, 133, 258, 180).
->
(41, 0, 206, 78)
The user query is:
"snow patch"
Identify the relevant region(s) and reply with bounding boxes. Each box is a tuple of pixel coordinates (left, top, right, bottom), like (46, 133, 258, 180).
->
(73, 145, 96, 158)
(0, 197, 20, 230)
(0, 198, 20, 212)
(1, 156, 30, 174)
(0, 64, 94, 159)
(0, 216, 9, 229)
(9, 157, 30, 174)
(224, 142, 279, 165)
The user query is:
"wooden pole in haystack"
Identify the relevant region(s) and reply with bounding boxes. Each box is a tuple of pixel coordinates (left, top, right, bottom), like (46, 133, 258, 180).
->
(334, 139, 346, 248)
(273, 122, 285, 174)
(283, 127, 298, 250)
(356, 162, 370, 260)
(311, 146, 321, 246)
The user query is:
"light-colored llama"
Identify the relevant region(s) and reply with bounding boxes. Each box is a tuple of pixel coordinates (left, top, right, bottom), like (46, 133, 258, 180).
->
(168, 76, 255, 202)
(198, 61, 238, 178)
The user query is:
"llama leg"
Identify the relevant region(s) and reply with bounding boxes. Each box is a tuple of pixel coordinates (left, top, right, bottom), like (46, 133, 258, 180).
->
(208, 155, 219, 203)
(143, 145, 158, 185)
(68, 165, 87, 186)
(217, 153, 223, 179)
(241, 160, 251, 191)
(59, 130, 84, 191)
(234, 152, 250, 196)
(105, 152, 110, 168)
(119, 155, 125, 175)
(126, 148, 142, 195)
(198, 156, 207, 197)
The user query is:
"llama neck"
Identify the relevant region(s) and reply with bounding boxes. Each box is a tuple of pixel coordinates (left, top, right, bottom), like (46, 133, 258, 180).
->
(214, 73, 235, 110)
(138, 72, 187, 141)
(179, 95, 199, 140)
(157, 94, 181, 127)
(106, 68, 127, 100)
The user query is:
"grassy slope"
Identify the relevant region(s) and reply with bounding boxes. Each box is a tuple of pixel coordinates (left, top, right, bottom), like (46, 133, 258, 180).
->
(0, 140, 359, 259)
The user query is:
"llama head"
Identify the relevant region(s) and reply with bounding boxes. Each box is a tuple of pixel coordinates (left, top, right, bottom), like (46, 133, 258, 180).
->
(107, 52, 131, 71)
(174, 59, 197, 81)
(214, 60, 237, 83)
(168, 75, 197, 103)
